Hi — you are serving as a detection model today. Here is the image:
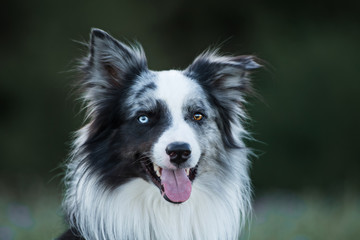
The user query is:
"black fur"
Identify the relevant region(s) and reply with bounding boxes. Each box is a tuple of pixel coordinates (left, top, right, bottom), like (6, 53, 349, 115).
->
(184, 54, 260, 148)
(81, 99, 172, 189)
(57, 228, 84, 240)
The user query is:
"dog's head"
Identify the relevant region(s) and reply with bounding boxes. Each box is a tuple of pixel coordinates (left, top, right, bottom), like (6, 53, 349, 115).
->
(77, 28, 260, 203)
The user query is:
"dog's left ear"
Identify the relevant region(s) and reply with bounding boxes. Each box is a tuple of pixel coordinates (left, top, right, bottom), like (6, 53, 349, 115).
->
(184, 51, 261, 148)
(184, 51, 261, 96)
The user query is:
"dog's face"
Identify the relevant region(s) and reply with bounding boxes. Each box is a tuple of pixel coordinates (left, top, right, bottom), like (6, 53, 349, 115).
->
(79, 29, 260, 204)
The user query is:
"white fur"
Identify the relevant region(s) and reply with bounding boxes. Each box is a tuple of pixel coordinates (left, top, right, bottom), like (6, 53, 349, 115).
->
(152, 70, 202, 169)
(65, 159, 249, 240)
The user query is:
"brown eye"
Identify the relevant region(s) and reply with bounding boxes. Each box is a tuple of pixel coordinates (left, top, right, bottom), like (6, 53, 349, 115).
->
(193, 113, 203, 121)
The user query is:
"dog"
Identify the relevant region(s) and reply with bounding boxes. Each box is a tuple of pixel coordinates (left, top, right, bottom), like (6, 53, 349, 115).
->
(58, 28, 261, 240)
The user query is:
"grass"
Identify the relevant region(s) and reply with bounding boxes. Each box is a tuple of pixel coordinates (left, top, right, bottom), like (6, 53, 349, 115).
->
(1, 183, 359, 240)
(243, 190, 360, 240)
(0, 182, 65, 240)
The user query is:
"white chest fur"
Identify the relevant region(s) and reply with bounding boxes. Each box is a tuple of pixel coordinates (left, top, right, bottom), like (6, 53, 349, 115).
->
(68, 177, 244, 240)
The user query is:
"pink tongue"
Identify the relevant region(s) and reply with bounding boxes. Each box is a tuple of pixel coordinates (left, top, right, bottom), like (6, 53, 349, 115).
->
(161, 168, 192, 203)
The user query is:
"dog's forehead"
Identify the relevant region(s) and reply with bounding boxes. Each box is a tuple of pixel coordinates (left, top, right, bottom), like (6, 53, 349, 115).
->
(154, 70, 201, 108)
(125, 70, 204, 117)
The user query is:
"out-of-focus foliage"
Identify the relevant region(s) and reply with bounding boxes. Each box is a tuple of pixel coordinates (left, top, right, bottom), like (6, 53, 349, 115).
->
(245, 190, 360, 240)
(0, 184, 64, 240)
(1, 0, 359, 195)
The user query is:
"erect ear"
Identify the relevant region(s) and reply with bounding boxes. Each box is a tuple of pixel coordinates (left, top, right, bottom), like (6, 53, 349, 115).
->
(184, 50, 261, 96)
(79, 29, 148, 121)
(83, 28, 148, 89)
(184, 50, 261, 148)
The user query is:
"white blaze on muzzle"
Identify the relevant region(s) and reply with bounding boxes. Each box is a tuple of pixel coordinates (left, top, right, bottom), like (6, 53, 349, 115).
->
(150, 70, 203, 202)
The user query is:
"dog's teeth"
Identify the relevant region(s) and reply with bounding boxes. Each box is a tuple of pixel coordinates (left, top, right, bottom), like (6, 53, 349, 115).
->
(153, 163, 159, 172)
(153, 164, 161, 177)
(185, 168, 190, 176)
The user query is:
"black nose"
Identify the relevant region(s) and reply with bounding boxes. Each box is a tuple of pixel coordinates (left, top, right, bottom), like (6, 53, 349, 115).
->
(166, 142, 192, 165)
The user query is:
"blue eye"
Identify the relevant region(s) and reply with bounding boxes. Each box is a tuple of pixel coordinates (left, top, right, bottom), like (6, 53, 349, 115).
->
(138, 115, 149, 124)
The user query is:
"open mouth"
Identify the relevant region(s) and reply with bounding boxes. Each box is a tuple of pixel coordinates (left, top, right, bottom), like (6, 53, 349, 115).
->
(141, 161, 198, 204)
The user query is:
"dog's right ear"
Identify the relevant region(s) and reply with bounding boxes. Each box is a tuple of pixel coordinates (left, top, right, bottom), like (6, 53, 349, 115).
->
(82, 28, 148, 89)
(79, 29, 148, 120)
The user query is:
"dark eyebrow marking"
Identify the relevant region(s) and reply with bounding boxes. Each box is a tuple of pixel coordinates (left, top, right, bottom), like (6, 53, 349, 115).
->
(134, 82, 156, 99)
(185, 99, 207, 113)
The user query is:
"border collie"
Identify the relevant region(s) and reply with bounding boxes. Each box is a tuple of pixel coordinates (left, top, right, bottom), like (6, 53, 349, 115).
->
(58, 28, 261, 240)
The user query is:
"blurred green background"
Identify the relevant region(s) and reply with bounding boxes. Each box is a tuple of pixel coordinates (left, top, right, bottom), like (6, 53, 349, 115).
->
(1, 0, 359, 239)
